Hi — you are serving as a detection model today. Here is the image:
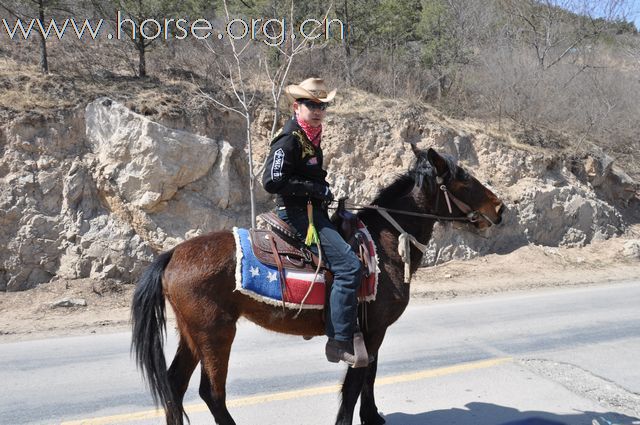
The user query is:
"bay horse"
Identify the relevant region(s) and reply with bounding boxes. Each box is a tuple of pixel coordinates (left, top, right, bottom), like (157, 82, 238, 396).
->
(131, 147, 504, 425)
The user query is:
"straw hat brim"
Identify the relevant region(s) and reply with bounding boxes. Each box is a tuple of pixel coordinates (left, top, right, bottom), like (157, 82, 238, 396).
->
(284, 85, 337, 103)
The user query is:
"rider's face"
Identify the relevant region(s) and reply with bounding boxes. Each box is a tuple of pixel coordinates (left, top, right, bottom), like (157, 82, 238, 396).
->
(294, 101, 326, 127)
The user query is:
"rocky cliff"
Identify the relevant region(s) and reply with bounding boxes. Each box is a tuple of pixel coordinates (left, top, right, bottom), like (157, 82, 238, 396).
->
(0, 91, 637, 291)
(0, 98, 250, 291)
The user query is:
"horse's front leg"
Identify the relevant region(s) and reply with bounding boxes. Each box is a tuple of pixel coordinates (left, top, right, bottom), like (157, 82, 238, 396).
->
(359, 328, 387, 425)
(336, 366, 368, 425)
(359, 355, 385, 425)
(336, 327, 387, 425)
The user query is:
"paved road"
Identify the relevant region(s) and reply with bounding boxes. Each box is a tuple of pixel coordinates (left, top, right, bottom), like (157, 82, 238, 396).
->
(1, 281, 640, 425)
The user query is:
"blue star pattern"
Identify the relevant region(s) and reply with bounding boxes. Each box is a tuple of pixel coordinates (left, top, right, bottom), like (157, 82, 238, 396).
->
(234, 227, 286, 302)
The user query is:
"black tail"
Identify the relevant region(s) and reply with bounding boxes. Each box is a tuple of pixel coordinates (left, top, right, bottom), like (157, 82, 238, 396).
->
(131, 249, 183, 424)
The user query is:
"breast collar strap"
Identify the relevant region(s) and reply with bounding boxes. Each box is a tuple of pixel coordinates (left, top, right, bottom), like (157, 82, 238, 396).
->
(376, 208, 428, 285)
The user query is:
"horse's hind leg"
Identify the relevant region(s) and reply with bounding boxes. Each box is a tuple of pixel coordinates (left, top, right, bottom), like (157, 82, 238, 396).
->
(197, 318, 238, 425)
(166, 337, 199, 425)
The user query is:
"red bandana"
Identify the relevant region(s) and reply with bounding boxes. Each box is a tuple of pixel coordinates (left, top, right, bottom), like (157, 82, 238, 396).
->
(296, 117, 322, 148)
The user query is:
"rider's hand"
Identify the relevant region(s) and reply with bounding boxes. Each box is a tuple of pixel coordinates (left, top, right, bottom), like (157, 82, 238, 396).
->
(312, 183, 334, 202)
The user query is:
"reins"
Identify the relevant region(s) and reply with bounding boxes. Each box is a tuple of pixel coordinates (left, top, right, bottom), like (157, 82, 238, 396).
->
(342, 203, 472, 222)
(341, 175, 497, 227)
(331, 172, 495, 284)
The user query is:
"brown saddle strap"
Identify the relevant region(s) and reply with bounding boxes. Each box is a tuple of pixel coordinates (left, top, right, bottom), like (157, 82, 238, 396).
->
(261, 212, 300, 242)
(268, 235, 288, 311)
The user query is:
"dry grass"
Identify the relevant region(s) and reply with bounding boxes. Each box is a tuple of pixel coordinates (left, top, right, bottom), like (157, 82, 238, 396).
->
(0, 56, 214, 121)
(0, 58, 77, 113)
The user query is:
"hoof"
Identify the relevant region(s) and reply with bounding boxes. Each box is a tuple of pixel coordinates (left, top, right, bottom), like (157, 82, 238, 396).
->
(360, 412, 385, 425)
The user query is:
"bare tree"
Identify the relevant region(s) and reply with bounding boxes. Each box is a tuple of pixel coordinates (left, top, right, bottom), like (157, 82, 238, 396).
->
(263, 2, 333, 139)
(198, 0, 260, 227)
(335, 0, 378, 85)
(199, 0, 332, 228)
(0, 0, 75, 73)
(502, 0, 630, 69)
(418, 0, 490, 98)
(90, 0, 210, 78)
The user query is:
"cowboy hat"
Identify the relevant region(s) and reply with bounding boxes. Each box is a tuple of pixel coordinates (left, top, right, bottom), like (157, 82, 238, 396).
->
(284, 77, 337, 103)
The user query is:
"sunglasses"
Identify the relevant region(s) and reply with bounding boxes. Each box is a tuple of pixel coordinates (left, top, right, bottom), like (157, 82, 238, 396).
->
(297, 99, 329, 111)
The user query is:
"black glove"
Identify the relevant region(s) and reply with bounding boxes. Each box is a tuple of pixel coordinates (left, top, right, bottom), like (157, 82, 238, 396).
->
(312, 182, 334, 202)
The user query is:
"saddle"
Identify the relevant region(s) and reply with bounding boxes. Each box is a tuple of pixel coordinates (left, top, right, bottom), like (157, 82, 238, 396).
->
(251, 200, 372, 279)
(250, 212, 326, 273)
(248, 205, 377, 364)
(332, 199, 373, 279)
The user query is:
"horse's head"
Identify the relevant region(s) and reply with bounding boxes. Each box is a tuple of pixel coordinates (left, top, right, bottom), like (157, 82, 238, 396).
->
(410, 145, 505, 229)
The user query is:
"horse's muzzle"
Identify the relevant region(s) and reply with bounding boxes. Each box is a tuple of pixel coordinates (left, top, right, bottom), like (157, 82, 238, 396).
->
(494, 203, 506, 225)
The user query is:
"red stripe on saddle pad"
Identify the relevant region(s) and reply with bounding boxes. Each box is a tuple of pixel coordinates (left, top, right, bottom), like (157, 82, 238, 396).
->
(283, 272, 326, 306)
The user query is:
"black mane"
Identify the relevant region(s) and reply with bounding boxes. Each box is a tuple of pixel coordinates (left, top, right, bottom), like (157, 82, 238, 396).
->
(368, 149, 458, 207)
(370, 174, 415, 206)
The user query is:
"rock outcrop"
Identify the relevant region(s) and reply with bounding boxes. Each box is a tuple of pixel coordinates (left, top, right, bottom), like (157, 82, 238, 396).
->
(84, 98, 242, 249)
(1, 99, 249, 291)
(309, 98, 634, 265)
(0, 92, 637, 291)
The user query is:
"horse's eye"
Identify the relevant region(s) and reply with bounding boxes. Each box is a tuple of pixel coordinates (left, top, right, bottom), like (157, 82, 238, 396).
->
(456, 168, 469, 181)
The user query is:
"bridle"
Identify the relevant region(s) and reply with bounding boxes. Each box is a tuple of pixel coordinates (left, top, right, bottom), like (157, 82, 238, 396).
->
(344, 172, 496, 226)
(339, 168, 498, 284)
(435, 175, 498, 226)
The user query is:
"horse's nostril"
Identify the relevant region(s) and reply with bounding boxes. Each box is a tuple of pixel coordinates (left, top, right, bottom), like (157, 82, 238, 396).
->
(497, 203, 506, 216)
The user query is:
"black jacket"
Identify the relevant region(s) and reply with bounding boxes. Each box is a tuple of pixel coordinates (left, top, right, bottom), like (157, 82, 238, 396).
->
(262, 117, 330, 208)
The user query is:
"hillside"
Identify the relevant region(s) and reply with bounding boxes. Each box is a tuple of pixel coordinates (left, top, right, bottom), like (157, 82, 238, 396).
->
(1, 0, 640, 296)
(1, 0, 639, 180)
(0, 53, 638, 294)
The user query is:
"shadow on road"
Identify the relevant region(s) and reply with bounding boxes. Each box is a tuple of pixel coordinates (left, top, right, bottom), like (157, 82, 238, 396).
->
(381, 402, 639, 425)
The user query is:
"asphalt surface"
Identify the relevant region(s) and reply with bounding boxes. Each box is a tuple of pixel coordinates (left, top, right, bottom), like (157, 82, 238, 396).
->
(1, 281, 639, 425)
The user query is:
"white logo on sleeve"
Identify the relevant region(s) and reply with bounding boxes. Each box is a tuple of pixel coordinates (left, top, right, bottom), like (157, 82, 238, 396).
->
(271, 148, 285, 181)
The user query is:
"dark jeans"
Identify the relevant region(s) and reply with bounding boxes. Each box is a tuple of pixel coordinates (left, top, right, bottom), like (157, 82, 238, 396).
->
(277, 205, 362, 341)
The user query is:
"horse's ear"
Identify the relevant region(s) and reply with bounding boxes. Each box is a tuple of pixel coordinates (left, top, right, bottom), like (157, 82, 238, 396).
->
(410, 143, 420, 157)
(427, 148, 448, 176)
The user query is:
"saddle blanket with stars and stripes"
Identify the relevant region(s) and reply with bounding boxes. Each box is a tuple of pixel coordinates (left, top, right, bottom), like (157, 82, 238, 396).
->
(232, 225, 378, 310)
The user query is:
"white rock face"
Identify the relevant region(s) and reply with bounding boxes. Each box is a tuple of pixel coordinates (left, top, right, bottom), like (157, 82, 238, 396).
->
(623, 240, 640, 260)
(86, 98, 219, 212)
(419, 134, 628, 264)
(301, 100, 634, 266)
(84, 98, 241, 249)
(0, 99, 248, 291)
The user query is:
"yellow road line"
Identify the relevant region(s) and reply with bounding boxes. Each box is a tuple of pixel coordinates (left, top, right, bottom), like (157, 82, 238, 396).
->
(61, 356, 512, 425)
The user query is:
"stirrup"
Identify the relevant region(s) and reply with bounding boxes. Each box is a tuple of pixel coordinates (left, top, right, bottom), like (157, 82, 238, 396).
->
(352, 332, 370, 368)
(325, 333, 373, 368)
